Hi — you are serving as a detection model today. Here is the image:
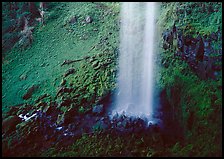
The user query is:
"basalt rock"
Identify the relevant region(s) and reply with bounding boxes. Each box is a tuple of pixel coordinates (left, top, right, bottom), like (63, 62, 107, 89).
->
(92, 120, 108, 131)
(92, 104, 104, 115)
(162, 27, 222, 81)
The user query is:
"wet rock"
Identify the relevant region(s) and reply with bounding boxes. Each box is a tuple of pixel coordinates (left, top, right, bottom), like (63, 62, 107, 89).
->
(64, 68, 75, 77)
(136, 118, 146, 128)
(18, 111, 39, 122)
(92, 104, 104, 115)
(92, 120, 108, 131)
(85, 16, 93, 23)
(115, 122, 127, 133)
(23, 85, 39, 100)
(2, 115, 22, 135)
(121, 119, 128, 128)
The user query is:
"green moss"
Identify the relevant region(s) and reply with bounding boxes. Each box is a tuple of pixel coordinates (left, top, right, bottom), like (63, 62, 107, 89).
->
(2, 2, 222, 157)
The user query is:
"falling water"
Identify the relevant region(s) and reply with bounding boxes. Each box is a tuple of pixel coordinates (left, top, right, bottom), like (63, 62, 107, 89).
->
(113, 2, 156, 118)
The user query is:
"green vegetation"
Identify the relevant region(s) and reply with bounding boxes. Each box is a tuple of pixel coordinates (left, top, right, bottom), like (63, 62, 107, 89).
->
(2, 2, 119, 114)
(156, 2, 222, 157)
(158, 2, 222, 35)
(2, 2, 222, 157)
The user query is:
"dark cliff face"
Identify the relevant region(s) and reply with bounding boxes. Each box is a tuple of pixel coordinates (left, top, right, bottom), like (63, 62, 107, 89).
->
(2, 2, 51, 56)
(157, 2, 222, 157)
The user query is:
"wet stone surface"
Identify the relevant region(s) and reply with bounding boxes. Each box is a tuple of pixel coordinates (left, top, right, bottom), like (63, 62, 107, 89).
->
(162, 27, 222, 81)
(4, 104, 163, 152)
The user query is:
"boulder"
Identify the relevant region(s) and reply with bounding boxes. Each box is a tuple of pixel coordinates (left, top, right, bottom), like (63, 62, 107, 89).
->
(117, 121, 122, 127)
(121, 120, 128, 128)
(92, 104, 104, 115)
(85, 16, 93, 23)
(93, 120, 108, 131)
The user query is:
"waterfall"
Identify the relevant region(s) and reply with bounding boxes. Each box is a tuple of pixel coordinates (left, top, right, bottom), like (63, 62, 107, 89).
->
(113, 2, 156, 118)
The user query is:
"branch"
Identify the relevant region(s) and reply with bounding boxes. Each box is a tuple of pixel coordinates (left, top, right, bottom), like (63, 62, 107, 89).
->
(61, 44, 116, 66)
(61, 57, 89, 66)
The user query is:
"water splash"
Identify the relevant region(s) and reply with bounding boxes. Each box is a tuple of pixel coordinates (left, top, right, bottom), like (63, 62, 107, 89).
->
(113, 2, 157, 118)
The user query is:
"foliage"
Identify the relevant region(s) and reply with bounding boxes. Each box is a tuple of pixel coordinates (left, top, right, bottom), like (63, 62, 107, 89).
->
(2, 2, 222, 157)
(41, 132, 166, 157)
(156, 2, 222, 157)
(158, 2, 222, 36)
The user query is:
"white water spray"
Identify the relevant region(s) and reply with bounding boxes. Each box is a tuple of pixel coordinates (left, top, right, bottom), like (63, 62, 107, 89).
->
(113, 2, 156, 118)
